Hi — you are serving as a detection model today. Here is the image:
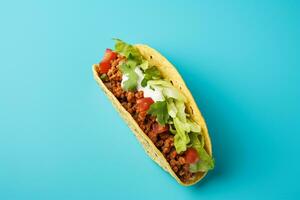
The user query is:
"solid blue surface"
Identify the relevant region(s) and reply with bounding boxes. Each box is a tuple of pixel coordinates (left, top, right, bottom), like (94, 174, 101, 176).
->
(1, 0, 300, 199)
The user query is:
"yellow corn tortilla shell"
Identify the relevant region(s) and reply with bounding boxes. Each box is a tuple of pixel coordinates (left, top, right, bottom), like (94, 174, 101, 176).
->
(92, 44, 212, 186)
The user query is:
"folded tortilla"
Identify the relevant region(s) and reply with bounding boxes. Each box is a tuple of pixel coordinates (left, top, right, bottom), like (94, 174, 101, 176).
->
(92, 44, 212, 186)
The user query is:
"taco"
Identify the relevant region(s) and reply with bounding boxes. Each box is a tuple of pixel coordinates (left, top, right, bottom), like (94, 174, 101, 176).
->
(92, 39, 214, 186)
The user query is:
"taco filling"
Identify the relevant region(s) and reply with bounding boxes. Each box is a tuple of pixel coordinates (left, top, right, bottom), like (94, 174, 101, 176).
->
(95, 39, 214, 182)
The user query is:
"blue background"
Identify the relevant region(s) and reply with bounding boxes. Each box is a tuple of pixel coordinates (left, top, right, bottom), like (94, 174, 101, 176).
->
(0, 0, 299, 199)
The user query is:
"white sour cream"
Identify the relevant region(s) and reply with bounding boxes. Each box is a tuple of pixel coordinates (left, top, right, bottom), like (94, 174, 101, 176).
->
(134, 67, 144, 90)
(121, 74, 129, 88)
(121, 67, 164, 102)
(142, 85, 164, 102)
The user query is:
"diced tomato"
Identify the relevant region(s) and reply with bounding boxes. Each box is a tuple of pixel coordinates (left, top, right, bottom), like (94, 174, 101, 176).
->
(152, 123, 169, 134)
(98, 48, 118, 74)
(185, 148, 199, 164)
(136, 97, 154, 112)
(99, 61, 110, 74)
(103, 48, 117, 61)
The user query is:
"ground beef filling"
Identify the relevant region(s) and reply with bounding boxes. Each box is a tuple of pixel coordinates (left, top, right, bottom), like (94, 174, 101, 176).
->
(97, 55, 194, 182)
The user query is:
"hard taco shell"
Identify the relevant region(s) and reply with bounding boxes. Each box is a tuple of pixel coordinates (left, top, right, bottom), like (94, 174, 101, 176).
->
(92, 44, 212, 186)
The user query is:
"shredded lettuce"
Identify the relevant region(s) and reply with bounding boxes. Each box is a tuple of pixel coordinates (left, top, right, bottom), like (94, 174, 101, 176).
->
(175, 100, 186, 122)
(187, 119, 201, 133)
(147, 80, 186, 102)
(189, 133, 214, 172)
(174, 134, 187, 153)
(148, 80, 173, 87)
(141, 66, 162, 87)
(166, 98, 177, 118)
(173, 118, 191, 153)
(139, 60, 149, 71)
(169, 124, 177, 134)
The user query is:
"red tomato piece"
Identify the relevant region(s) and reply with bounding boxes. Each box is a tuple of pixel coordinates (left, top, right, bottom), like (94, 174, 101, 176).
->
(185, 148, 199, 164)
(98, 48, 118, 74)
(99, 61, 111, 74)
(136, 97, 154, 113)
(152, 123, 169, 134)
(103, 48, 117, 61)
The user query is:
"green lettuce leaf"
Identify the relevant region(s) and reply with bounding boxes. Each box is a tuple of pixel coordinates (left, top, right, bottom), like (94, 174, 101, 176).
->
(147, 101, 169, 125)
(147, 80, 173, 87)
(114, 39, 143, 63)
(170, 100, 203, 156)
(141, 66, 162, 87)
(169, 124, 177, 134)
(119, 62, 138, 91)
(162, 88, 186, 102)
(187, 119, 201, 133)
(174, 134, 187, 153)
(173, 117, 191, 153)
(189, 132, 214, 172)
(139, 60, 149, 71)
(175, 100, 186, 122)
(167, 98, 177, 118)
